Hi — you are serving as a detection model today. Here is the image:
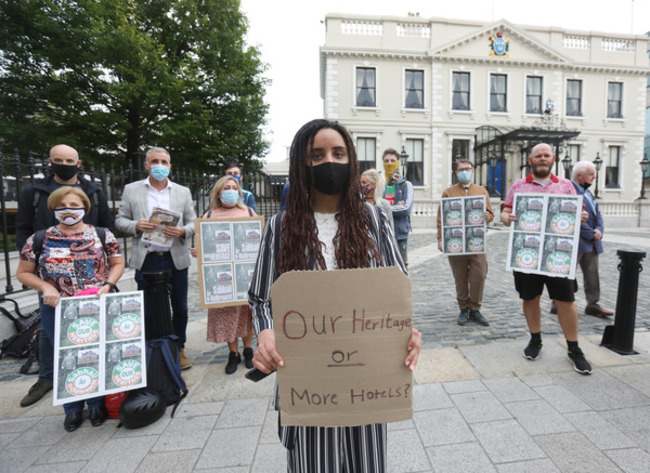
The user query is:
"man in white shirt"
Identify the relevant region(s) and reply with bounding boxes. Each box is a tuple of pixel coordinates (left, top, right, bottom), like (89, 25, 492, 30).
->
(116, 147, 196, 369)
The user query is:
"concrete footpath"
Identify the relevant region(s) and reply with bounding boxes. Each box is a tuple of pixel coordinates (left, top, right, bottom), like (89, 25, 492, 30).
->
(1, 228, 649, 472)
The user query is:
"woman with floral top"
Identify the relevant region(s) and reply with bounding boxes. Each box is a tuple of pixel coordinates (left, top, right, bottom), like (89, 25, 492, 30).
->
(17, 186, 124, 432)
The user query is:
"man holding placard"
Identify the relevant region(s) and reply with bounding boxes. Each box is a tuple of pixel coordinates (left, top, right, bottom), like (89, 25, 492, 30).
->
(437, 159, 494, 326)
(115, 147, 196, 370)
(500, 143, 592, 375)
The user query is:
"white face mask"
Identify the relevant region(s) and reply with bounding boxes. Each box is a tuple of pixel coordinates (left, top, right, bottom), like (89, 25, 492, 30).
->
(54, 208, 85, 226)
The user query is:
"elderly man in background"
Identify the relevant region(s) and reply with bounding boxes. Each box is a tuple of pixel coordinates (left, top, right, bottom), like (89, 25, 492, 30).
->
(550, 160, 613, 317)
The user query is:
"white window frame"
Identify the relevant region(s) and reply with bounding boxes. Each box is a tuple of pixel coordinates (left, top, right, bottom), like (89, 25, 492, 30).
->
(403, 67, 426, 111)
(399, 134, 429, 188)
(605, 80, 624, 120)
(355, 136, 378, 173)
(603, 143, 625, 190)
(450, 70, 472, 112)
(524, 75, 544, 115)
(487, 72, 509, 115)
(353, 65, 379, 109)
(565, 78, 584, 118)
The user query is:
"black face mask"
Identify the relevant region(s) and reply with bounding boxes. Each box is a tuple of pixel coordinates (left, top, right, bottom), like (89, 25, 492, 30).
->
(51, 163, 78, 181)
(581, 182, 592, 190)
(309, 162, 350, 195)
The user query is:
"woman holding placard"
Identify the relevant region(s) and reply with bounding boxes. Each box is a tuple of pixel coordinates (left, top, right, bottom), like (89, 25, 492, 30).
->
(192, 175, 257, 374)
(249, 119, 422, 472)
(16, 186, 124, 432)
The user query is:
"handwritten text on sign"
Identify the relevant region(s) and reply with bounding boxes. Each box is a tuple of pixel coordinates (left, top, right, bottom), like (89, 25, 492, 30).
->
(271, 266, 413, 427)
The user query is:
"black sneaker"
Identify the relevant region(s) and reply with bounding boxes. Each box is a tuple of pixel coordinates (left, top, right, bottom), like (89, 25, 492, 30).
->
(568, 347, 592, 375)
(523, 340, 542, 360)
(225, 351, 241, 375)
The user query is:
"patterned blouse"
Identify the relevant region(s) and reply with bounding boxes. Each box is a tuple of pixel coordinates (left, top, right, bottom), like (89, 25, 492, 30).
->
(20, 225, 121, 297)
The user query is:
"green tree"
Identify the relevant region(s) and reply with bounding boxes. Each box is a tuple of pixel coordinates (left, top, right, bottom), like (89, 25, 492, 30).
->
(0, 0, 269, 171)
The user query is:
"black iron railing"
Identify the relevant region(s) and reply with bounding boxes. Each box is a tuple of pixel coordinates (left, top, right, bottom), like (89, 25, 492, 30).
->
(0, 151, 283, 298)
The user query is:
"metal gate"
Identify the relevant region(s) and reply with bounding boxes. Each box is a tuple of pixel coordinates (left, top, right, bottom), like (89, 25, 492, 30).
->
(0, 151, 283, 298)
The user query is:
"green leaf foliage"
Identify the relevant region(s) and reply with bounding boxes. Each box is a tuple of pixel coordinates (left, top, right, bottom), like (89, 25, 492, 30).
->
(0, 0, 269, 171)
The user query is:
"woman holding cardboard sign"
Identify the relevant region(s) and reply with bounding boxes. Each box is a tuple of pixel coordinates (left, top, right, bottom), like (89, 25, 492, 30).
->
(191, 175, 257, 374)
(248, 119, 422, 472)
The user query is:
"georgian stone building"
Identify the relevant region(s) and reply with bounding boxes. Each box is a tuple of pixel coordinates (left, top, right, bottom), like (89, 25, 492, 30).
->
(320, 14, 650, 227)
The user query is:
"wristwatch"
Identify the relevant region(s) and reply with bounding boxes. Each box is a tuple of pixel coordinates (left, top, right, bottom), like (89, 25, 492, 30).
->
(103, 281, 118, 292)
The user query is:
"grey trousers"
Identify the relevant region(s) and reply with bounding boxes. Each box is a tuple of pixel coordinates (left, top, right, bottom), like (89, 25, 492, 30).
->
(578, 250, 600, 307)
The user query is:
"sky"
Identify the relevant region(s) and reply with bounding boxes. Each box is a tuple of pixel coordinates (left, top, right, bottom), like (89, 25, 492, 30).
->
(239, 0, 650, 163)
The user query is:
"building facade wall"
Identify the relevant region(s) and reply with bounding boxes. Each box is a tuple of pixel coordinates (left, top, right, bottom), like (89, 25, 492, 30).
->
(321, 14, 650, 227)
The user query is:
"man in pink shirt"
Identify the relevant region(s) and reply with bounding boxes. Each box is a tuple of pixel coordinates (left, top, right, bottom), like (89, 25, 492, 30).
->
(501, 143, 592, 375)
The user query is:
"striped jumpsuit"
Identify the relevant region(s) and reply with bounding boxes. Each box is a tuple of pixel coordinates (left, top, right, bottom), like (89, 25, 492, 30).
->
(248, 204, 407, 473)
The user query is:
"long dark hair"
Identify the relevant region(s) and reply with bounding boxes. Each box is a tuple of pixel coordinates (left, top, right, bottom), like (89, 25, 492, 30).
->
(279, 119, 380, 271)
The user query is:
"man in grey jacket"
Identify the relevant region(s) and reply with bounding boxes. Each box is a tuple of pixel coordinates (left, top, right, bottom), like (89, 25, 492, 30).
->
(115, 147, 196, 369)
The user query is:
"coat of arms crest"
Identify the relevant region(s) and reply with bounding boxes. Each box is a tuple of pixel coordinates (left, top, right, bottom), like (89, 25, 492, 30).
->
(489, 32, 509, 57)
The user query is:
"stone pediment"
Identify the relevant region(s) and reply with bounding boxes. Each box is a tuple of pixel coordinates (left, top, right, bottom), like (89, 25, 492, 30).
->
(430, 19, 573, 66)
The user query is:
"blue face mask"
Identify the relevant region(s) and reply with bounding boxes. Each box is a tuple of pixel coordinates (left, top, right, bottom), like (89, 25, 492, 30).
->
(457, 170, 472, 184)
(150, 164, 170, 181)
(228, 174, 241, 183)
(220, 189, 240, 206)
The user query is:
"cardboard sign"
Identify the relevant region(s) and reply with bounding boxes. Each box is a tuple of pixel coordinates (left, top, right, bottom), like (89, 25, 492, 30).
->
(271, 266, 413, 427)
(195, 216, 264, 309)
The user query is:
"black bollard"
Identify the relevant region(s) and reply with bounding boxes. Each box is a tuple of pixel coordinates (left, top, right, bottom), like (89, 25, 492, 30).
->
(601, 250, 646, 355)
(141, 270, 174, 341)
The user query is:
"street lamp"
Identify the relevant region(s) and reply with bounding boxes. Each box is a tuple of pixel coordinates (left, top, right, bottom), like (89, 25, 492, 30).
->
(489, 154, 498, 196)
(562, 153, 572, 179)
(593, 152, 603, 199)
(400, 145, 409, 179)
(639, 153, 649, 200)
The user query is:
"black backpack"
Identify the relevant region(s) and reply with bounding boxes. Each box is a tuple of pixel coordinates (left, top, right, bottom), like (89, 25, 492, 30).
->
(145, 335, 188, 417)
(0, 298, 40, 373)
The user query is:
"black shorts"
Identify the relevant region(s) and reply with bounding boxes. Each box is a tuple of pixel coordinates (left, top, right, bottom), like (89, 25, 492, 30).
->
(513, 272, 577, 302)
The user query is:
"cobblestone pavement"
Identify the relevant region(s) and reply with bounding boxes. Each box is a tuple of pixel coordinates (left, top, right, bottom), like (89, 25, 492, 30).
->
(1, 228, 650, 473)
(407, 229, 650, 350)
(2, 227, 648, 381)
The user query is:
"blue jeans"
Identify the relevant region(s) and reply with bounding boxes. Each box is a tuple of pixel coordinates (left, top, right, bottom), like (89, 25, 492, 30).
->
(397, 239, 408, 267)
(39, 303, 54, 381)
(39, 302, 104, 415)
(135, 252, 188, 347)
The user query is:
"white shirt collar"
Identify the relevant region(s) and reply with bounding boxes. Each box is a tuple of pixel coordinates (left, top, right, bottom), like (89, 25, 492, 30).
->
(145, 176, 172, 190)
